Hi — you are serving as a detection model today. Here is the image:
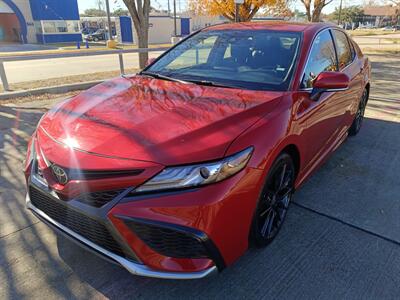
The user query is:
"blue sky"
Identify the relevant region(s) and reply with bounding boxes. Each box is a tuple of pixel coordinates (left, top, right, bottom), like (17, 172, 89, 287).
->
(77, 0, 364, 15)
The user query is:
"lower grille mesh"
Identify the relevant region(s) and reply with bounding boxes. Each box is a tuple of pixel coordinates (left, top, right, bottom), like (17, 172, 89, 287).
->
(76, 190, 123, 208)
(125, 219, 208, 259)
(29, 187, 126, 258)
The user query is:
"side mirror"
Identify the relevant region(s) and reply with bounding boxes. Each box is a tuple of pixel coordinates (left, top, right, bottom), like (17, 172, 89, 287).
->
(146, 58, 156, 67)
(311, 71, 350, 101)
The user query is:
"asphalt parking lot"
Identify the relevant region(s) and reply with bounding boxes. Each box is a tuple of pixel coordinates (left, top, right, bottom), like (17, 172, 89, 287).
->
(0, 53, 399, 299)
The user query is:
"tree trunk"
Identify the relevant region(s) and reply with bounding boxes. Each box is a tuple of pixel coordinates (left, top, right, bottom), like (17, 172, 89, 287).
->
(312, 3, 326, 22)
(312, 8, 322, 22)
(306, 8, 312, 22)
(301, 0, 312, 22)
(137, 28, 149, 69)
(123, 0, 151, 69)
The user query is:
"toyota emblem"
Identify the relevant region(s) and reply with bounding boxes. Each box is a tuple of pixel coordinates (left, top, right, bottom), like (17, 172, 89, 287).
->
(51, 165, 68, 185)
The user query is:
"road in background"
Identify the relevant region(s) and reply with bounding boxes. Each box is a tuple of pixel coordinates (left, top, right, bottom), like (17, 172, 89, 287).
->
(3, 51, 164, 84)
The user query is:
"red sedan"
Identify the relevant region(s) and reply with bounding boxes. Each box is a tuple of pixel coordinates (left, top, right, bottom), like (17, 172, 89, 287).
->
(24, 22, 371, 279)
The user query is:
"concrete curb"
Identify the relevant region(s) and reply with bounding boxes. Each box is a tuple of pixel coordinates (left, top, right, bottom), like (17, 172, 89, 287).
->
(0, 80, 104, 100)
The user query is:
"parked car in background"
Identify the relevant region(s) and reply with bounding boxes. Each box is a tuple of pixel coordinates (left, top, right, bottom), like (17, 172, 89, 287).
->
(81, 27, 97, 35)
(85, 29, 106, 42)
(382, 25, 400, 31)
(357, 24, 376, 30)
(25, 21, 371, 280)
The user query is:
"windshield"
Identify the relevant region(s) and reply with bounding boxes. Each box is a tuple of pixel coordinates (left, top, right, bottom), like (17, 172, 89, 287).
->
(146, 29, 302, 91)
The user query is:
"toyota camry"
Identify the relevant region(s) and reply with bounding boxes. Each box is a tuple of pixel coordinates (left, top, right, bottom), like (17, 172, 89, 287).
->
(24, 21, 371, 279)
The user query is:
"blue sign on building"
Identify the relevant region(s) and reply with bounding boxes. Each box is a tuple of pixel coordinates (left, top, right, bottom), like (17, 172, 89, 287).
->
(0, 0, 81, 44)
(29, 0, 82, 43)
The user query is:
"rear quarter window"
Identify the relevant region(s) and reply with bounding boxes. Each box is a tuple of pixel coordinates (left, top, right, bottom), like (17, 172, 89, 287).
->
(332, 30, 353, 70)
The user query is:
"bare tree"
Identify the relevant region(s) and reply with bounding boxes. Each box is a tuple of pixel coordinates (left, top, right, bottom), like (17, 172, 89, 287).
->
(259, 0, 294, 18)
(122, 0, 151, 68)
(95, 0, 105, 11)
(300, 0, 333, 22)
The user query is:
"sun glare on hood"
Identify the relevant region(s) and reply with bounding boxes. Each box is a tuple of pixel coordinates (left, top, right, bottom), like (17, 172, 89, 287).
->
(63, 137, 80, 149)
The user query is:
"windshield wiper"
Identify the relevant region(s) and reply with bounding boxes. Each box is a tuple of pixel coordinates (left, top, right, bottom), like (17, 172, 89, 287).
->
(184, 79, 236, 89)
(139, 71, 189, 84)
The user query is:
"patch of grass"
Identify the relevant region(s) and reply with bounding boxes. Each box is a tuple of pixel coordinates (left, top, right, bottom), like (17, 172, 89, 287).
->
(363, 49, 400, 55)
(347, 30, 396, 36)
(386, 38, 400, 44)
(0, 91, 80, 105)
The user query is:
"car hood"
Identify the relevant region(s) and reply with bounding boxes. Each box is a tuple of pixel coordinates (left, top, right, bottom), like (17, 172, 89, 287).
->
(38, 76, 284, 166)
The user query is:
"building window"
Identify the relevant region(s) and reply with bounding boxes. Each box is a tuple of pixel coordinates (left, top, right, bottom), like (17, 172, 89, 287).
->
(35, 21, 43, 34)
(39, 21, 80, 34)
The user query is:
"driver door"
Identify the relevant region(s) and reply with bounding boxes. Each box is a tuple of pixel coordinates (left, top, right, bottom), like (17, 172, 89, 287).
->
(296, 29, 346, 169)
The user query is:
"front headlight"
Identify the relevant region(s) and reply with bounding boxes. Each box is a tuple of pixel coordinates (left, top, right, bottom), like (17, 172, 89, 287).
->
(135, 147, 253, 193)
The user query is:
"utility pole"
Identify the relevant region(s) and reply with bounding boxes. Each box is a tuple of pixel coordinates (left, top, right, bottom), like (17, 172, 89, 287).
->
(234, 0, 244, 22)
(105, 0, 113, 40)
(173, 0, 177, 36)
(338, 0, 343, 25)
(168, 0, 170, 15)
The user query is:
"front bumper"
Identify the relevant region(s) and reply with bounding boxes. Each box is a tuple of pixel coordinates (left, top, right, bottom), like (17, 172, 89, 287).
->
(26, 191, 217, 280)
(25, 140, 265, 278)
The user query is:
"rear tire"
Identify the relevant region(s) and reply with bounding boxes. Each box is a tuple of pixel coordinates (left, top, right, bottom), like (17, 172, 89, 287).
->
(349, 88, 368, 136)
(250, 153, 295, 247)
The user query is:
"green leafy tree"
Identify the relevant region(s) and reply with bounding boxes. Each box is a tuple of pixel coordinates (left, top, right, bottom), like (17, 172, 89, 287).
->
(332, 5, 364, 24)
(293, 9, 307, 19)
(112, 8, 130, 16)
(80, 8, 107, 17)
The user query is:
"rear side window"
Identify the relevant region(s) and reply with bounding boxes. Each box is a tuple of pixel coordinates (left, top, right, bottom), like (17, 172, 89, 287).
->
(301, 30, 337, 89)
(332, 30, 353, 70)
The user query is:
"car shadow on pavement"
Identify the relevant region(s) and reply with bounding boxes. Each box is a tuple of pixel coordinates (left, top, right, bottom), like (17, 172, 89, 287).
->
(0, 106, 83, 299)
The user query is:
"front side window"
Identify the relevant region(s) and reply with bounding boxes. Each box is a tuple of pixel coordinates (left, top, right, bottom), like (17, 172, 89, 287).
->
(332, 30, 353, 70)
(147, 30, 302, 91)
(301, 30, 337, 89)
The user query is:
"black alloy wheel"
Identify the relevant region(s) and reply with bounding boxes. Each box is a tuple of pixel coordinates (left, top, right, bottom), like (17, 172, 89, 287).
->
(250, 153, 295, 247)
(349, 89, 368, 136)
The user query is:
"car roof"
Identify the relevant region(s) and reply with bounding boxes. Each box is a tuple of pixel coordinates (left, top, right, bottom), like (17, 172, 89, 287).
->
(204, 21, 333, 34)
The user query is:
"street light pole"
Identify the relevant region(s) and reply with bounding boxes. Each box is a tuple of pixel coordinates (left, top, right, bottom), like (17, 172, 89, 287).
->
(338, 0, 343, 26)
(173, 0, 177, 36)
(105, 0, 113, 40)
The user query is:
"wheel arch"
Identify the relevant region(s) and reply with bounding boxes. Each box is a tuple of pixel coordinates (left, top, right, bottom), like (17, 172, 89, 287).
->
(280, 144, 301, 180)
(365, 82, 370, 102)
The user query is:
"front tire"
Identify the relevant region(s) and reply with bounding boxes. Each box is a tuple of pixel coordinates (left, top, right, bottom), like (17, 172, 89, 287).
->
(349, 88, 368, 136)
(250, 153, 295, 247)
